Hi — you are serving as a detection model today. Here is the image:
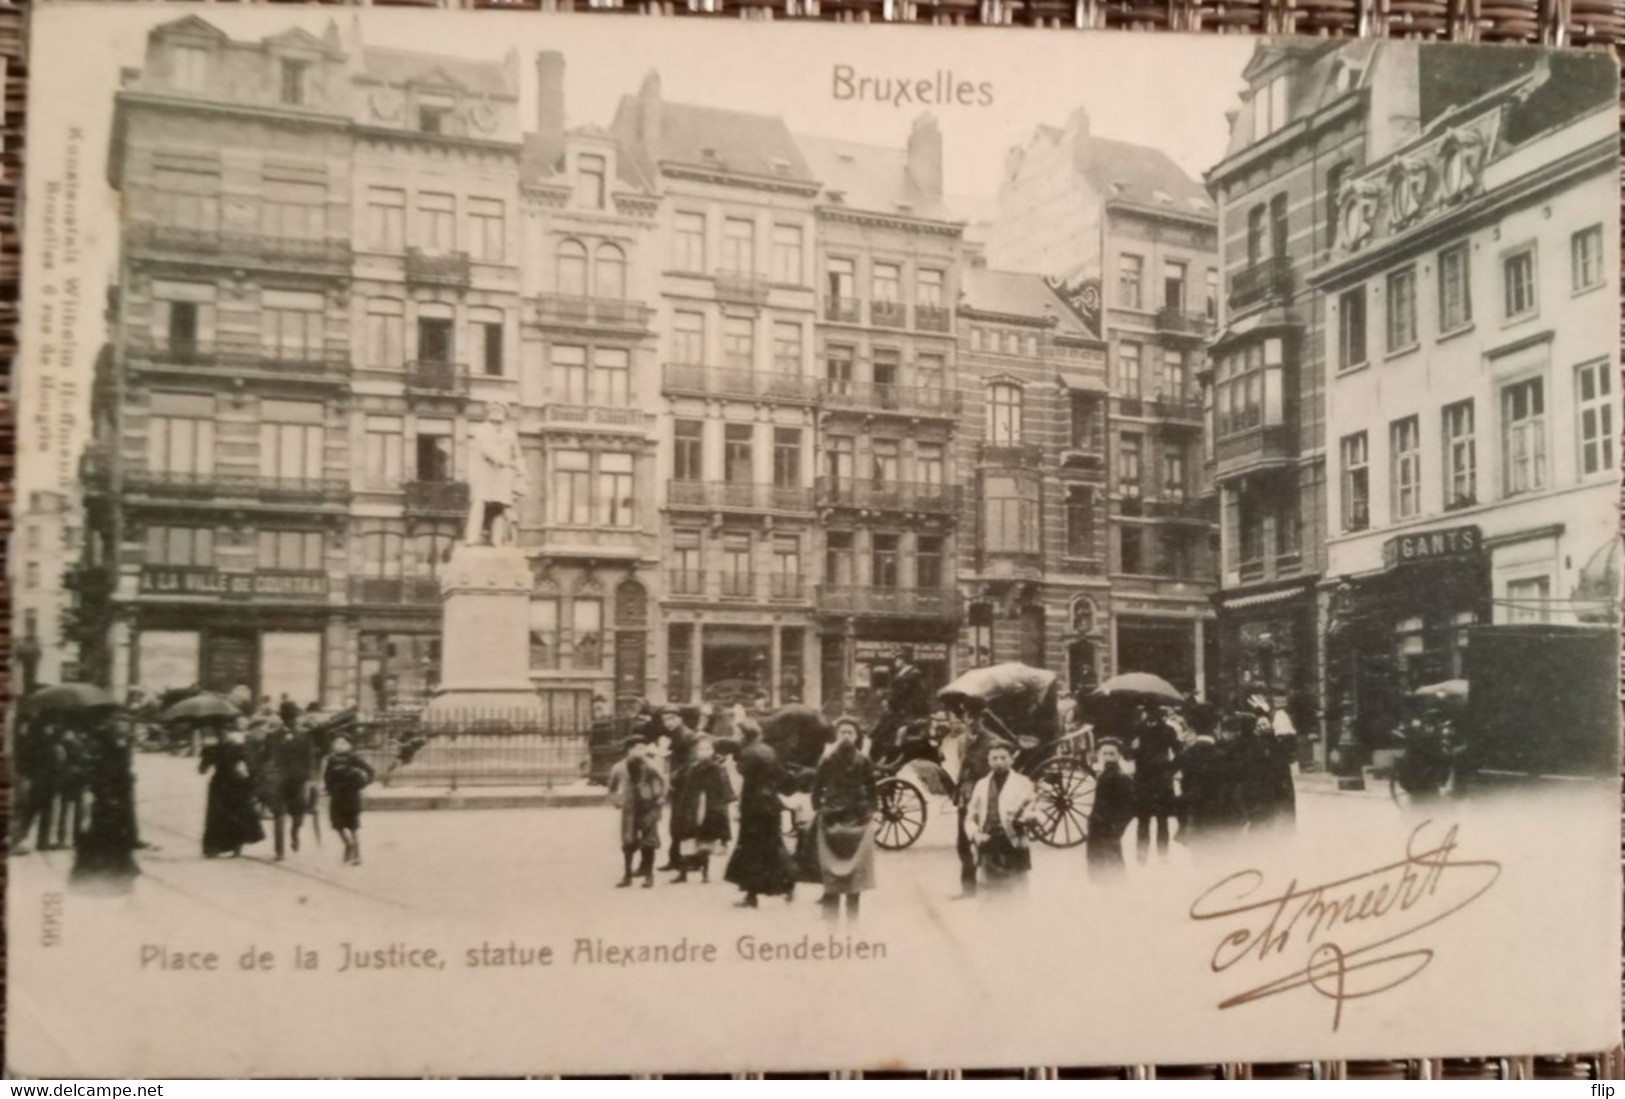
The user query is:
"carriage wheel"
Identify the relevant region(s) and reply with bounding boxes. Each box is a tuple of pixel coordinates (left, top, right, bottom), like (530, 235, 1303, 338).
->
(1032, 759, 1094, 848)
(873, 778, 927, 851)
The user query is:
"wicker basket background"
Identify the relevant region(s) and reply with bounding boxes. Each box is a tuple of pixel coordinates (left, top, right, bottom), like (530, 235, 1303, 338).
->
(0, 0, 1617, 1079)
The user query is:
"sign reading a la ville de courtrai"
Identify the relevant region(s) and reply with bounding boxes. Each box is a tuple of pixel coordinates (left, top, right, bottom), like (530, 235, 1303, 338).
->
(139, 567, 327, 600)
(1381, 525, 1482, 570)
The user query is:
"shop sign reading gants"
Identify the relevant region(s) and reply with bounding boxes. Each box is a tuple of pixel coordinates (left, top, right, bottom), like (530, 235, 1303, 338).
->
(1382, 525, 1481, 570)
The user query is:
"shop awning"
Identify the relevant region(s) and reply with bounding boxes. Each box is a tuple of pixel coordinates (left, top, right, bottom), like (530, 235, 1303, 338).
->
(1056, 366, 1107, 393)
(1220, 584, 1309, 611)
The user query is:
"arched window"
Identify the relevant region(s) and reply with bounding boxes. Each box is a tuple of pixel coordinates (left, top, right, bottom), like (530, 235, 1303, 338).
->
(987, 382, 1022, 445)
(557, 240, 588, 297)
(595, 243, 627, 300)
(361, 532, 402, 578)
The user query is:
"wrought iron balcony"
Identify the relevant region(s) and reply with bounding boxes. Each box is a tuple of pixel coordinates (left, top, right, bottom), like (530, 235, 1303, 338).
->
(1238, 558, 1267, 583)
(1152, 395, 1204, 423)
(666, 569, 708, 598)
(1214, 423, 1297, 474)
(821, 379, 960, 418)
(1155, 306, 1212, 337)
(816, 585, 960, 619)
(714, 271, 772, 305)
(407, 359, 468, 394)
(1059, 447, 1107, 473)
(915, 304, 952, 333)
(349, 576, 442, 605)
(825, 297, 861, 323)
(718, 572, 757, 600)
(815, 477, 959, 514)
(1228, 256, 1295, 310)
(404, 480, 470, 515)
(661, 363, 821, 404)
(124, 333, 349, 380)
(124, 470, 351, 504)
(125, 223, 352, 270)
(768, 574, 808, 602)
(666, 481, 814, 513)
(870, 300, 907, 329)
(978, 442, 1044, 469)
(1141, 495, 1215, 522)
(405, 248, 471, 287)
(535, 294, 653, 330)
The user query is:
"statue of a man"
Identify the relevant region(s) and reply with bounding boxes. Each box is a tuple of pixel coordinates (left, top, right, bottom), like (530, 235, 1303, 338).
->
(464, 402, 528, 546)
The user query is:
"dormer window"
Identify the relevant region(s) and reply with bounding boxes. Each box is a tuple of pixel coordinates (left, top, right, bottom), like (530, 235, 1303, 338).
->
(173, 45, 208, 93)
(1252, 72, 1288, 141)
(419, 105, 450, 135)
(279, 59, 310, 107)
(577, 154, 607, 209)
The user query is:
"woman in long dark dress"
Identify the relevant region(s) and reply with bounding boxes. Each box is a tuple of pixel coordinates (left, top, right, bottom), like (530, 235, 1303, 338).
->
(69, 711, 141, 892)
(669, 736, 733, 884)
(811, 719, 878, 921)
(723, 721, 796, 907)
(199, 728, 264, 858)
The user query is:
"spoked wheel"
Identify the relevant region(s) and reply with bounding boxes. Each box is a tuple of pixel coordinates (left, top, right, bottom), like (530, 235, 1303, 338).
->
(1031, 758, 1094, 848)
(873, 777, 928, 851)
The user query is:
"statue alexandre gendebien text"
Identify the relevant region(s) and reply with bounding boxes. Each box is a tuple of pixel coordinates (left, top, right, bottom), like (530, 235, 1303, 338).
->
(463, 401, 529, 548)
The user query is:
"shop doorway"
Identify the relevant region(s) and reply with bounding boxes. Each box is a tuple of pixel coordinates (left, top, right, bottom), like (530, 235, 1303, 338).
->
(1115, 617, 1195, 693)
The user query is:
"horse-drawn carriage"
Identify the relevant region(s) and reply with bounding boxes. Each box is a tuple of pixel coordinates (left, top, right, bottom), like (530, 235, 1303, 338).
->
(867, 662, 1097, 851)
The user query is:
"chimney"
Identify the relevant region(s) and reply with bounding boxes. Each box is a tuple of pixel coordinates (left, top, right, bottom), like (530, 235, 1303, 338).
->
(906, 114, 943, 200)
(535, 51, 565, 168)
(637, 70, 663, 159)
(1068, 106, 1092, 171)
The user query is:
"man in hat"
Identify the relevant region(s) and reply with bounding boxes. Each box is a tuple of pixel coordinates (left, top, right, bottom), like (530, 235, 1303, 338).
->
(1086, 738, 1136, 879)
(952, 698, 1007, 898)
(654, 705, 698, 871)
(1129, 705, 1180, 864)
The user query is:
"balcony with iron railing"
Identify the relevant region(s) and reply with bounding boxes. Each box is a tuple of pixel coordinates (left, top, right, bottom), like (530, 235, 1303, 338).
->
(1214, 423, 1297, 475)
(1059, 445, 1107, 474)
(535, 294, 653, 330)
(125, 222, 352, 271)
(666, 569, 708, 599)
(1152, 395, 1205, 423)
(977, 442, 1044, 469)
(915, 304, 952, 333)
(404, 480, 470, 515)
(407, 360, 469, 395)
(124, 469, 351, 505)
(661, 363, 822, 404)
(405, 249, 471, 287)
(821, 379, 960, 418)
(666, 481, 815, 513)
(814, 477, 958, 514)
(1139, 495, 1215, 522)
(714, 271, 773, 305)
(349, 576, 442, 605)
(825, 296, 862, 323)
(125, 333, 349, 381)
(816, 585, 960, 619)
(768, 574, 809, 602)
(1155, 305, 1213, 338)
(870, 300, 907, 329)
(1238, 558, 1267, 584)
(1228, 256, 1295, 310)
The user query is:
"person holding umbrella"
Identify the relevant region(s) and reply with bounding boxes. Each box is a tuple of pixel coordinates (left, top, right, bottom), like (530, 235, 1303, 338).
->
(197, 716, 264, 859)
(70, 707, 142, 892)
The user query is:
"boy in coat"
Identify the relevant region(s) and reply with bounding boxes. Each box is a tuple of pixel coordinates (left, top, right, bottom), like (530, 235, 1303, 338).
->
(965, 742, 1036, 890)
(607, 737, 667, 888)
(323, 736, 376, 867)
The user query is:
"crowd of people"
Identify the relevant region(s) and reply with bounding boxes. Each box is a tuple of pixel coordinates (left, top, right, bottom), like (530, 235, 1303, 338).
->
(10, 685, 379, 882)
(603, 650, 1306, 915)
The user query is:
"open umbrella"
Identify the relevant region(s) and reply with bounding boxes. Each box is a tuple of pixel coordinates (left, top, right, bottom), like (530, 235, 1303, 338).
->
(938, 662, 1057, 706)
(26, 682, 117, 716)
(1092, 672, 1184, 705)
(159, 692, 241, 724)
(759, 704, 830, 772)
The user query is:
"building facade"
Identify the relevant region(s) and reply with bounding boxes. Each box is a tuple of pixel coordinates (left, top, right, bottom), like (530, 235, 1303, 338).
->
(615, 76, 826, 713)
(1201, 40, 1402, 751)
(988, 107, 1221, 694)
(1310, 51, 1617, 772)
(956, 267, 1111, 694)
(801, 118, 966, 717)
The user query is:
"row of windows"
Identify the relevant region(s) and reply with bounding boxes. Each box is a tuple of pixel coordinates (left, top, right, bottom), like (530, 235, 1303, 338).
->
(364, 188, 508, 261)
(1336, 226, 1606, 370)
(671, 421, 947, 488)
(1116, 254, 1219, 317)
(984, 384, 1106, 451)
(673, 213, 807, 284)
(1336, 361, 1613, 531)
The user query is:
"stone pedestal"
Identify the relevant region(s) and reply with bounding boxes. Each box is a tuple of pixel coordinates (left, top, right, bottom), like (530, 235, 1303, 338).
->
(426, 544, 544, 722)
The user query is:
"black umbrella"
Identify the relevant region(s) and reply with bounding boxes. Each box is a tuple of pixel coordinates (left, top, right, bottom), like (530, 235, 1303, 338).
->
(159, 692, 241, 724)
(1092, 672, 1184, 705)
(27, 683, 117, 716)
(760, 705, 830, 772)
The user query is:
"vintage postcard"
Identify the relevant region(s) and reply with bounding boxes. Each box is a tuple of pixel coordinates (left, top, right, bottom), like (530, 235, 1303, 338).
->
(7, 5, 1620, 1077)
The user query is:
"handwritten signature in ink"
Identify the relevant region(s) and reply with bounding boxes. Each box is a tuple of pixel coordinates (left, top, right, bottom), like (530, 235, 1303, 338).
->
(1189, 822, 1502, 1031)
